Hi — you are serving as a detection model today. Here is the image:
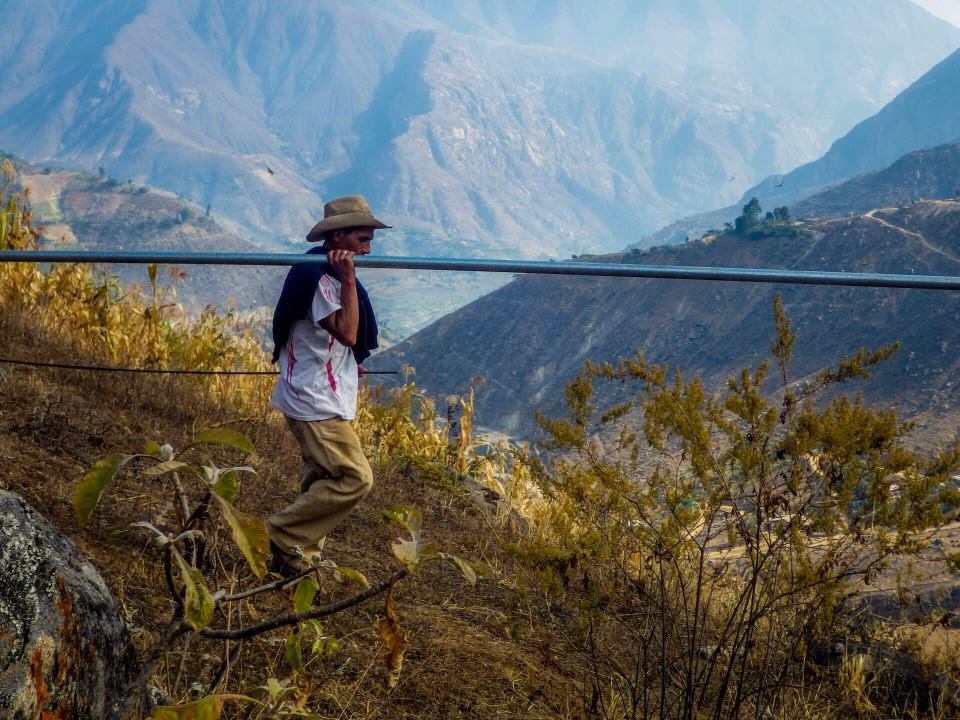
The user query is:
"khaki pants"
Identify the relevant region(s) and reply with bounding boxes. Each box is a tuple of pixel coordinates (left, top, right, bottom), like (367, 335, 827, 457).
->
(266, 416, 374, 558)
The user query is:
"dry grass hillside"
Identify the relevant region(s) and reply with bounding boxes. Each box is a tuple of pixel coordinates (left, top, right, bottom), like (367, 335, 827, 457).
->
(5, 160, 960, 720)
(0, 343, 574, 719)
(0, 163, 575, 719)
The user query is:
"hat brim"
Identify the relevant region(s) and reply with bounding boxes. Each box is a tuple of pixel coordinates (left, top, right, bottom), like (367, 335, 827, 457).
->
(306, 213, 392, 242)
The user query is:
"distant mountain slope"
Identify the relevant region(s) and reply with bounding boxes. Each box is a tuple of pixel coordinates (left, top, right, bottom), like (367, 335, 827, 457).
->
(379, 143, 960, 444)
(638, 46, 960, 250)
(11, 155, 497, 345)
(12, 157, 286, 319)
(747, 46, 960, 206)
(791, 143, 960, 219)
(1, 0, 957, 260)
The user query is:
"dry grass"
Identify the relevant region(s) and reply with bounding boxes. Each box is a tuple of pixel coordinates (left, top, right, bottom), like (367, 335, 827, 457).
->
(0, 295, 580, 719)
(0, 166, 577, 718)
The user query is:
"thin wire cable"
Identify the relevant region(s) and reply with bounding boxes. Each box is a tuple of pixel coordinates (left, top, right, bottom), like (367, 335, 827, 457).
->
(0, 358, 275, 375)
(0, 358, 399, 375)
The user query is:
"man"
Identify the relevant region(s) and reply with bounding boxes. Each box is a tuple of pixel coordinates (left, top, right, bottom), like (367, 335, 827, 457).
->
(267, 195, 390, 577)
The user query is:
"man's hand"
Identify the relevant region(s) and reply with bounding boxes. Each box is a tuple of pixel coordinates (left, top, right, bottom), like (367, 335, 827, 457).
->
(319, 249, 360, 346)
(327, 248, 356, 283)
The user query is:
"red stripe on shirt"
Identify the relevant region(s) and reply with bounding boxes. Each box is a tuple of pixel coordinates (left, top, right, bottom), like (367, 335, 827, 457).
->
(325, 336, 342, 402)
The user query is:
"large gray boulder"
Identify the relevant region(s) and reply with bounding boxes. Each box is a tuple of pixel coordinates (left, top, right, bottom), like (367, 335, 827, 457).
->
(0, 489, 139, 719)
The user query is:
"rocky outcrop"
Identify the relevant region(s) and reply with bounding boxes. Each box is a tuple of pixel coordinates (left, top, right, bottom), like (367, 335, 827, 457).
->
(0, 489, 139, 719)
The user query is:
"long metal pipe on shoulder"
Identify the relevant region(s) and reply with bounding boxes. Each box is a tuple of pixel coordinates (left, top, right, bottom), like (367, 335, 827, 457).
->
(1, 250, 960, 290)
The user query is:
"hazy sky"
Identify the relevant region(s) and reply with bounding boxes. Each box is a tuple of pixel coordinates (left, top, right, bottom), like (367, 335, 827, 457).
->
(909, 0, 960, 27)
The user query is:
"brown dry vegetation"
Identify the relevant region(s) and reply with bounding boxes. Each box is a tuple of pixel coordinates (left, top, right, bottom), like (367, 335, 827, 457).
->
(0, 163, 575, 719)
(5, 160, 960, 719)
(0, 364, 577, 718)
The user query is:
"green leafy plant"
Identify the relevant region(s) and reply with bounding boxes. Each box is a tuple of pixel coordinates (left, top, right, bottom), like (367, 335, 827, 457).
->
(75, 429, 267, 632)
(384, 506, 477, 583)
(74, 429, 477, 719)
(148, 677, 326, 720)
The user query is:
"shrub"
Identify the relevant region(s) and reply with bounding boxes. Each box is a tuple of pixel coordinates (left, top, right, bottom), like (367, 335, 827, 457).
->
(516, 294, 960, 719)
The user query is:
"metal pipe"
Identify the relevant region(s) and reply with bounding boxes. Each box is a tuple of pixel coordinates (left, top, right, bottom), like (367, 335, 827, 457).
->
(1, 250, 959, 290)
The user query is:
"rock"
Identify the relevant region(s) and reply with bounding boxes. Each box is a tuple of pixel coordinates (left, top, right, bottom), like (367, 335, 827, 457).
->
(0, 489, 140, 719)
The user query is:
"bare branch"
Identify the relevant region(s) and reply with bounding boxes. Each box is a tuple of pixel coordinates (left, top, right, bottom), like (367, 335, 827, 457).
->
(197, 568, 411, 641)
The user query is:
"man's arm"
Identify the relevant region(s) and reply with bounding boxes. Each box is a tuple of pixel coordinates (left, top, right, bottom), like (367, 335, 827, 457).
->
(318, 249, 359, 347)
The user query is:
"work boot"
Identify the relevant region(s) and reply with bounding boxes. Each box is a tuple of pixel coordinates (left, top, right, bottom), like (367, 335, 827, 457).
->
(268, 540, 313, 579)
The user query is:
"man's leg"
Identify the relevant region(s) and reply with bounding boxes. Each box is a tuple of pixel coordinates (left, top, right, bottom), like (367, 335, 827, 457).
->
(266, 416, 374, 559)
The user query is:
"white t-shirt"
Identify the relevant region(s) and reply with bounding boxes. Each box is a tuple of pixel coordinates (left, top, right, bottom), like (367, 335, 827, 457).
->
(270, 273, 359, 421)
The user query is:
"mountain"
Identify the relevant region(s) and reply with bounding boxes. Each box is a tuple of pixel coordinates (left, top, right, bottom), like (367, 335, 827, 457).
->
(377, 142, 960, 444)
(4, 1, 959, 342)
(747, 45, 960, 209)
(637, 46, 960, 249)
(791, 143, 960, 219)
(1, 0, 957, 260)
(9, 155, 287, 323)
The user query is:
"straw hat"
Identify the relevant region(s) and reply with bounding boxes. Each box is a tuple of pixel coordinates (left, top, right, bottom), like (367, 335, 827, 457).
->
(306, 195, 391, 242)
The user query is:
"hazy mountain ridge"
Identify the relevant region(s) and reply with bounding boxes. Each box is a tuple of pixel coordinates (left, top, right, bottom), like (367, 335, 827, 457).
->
(791, 143, 960, 220)
(747, 46, 960, 208)
(378, 142, 960, 444)
(637, 45, 960, 249)
(2, 0, 957, 260)
(10, 154, 505, 345)
(11, 157, 286, 320)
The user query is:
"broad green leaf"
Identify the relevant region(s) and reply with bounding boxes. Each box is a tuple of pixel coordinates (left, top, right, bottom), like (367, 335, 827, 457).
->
(310, 637, 340, 656)
(183, 429, 255, 455)
(333, 565, 369, 588)
(142, 460, 198, 477)
(391, 538, 436, 570)
(403, 508, 423, 540)
(212, 466, 255, 502)
(213, 469, 238, 502)
(285, 629, 303, 671)
(74, 453, 133, 527)
(382, 506, 422, 540)
(211, 493, 269, 579)
(438, 552, 477, 585)
(252, 678, 298, 705)
(172, 529, 205, 545)
(247, 687, 269, 702)
(145, 440, 163, 457)
(293, 576, 319, 612)
(173, 550, 214, 632)
(131, 521, 171, 547)
(381, 508, 407, 525)
(317, 560, 370, 588)
(303, 618, 324, 636)
(267, 678, 284, 701)
(151, 695, 224, 720)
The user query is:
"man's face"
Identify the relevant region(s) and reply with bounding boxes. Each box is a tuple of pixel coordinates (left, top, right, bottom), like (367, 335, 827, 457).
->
(332, 228, 374, 255)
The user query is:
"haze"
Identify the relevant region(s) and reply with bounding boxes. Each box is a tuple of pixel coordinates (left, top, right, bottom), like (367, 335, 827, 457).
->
(910, 0, 960, 27)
